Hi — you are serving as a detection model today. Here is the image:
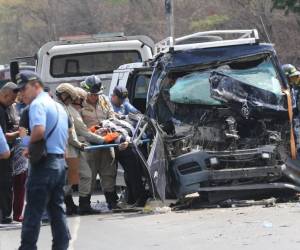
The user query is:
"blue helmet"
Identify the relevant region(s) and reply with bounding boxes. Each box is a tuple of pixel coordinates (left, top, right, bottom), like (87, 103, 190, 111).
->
(80, 75, 102, 94)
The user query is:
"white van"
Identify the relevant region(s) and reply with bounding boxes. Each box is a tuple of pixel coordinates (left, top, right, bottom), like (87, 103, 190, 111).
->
(35, 34, 154, 94)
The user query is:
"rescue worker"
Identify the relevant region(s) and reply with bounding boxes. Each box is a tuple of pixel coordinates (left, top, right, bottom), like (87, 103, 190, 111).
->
(283, 64, 300, 108)
(56, 83, 100, 215)
(282, 64, 300, 87)
(110, 86, 139, 117)
(282, 64, 300, 157)
(80, 75, 119, 209)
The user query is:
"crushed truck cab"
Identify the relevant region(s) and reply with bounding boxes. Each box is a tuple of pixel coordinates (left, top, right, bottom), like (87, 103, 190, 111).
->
(131, 30, 300, 202)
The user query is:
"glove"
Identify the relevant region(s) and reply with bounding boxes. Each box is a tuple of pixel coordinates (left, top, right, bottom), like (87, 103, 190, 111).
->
(103, 132, 119, 143)
(89, 125, 101, 133)
(79, 143, 88, 151)
(118, 141, 129, 151)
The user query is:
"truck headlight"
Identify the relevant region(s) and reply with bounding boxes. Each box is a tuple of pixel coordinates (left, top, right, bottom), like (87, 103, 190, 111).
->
(209, 157, 218, 165)
(262, 153, 270, 159)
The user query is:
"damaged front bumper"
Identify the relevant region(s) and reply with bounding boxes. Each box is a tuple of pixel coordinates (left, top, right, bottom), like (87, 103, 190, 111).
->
(170, 149, 300, 198)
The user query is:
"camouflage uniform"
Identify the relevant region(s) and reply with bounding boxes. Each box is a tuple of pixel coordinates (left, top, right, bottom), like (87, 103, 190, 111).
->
(81, 95, 116, 193)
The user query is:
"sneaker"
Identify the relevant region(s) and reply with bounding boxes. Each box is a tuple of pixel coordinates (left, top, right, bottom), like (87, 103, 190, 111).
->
(1, 217, 13, 224)
(13, 216, 23, 222)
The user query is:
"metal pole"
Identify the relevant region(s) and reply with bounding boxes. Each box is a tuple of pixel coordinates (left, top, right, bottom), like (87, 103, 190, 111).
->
(165, 0, 175, 39)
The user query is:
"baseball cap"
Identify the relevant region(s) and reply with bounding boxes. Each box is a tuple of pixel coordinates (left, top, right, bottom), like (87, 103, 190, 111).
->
(2, 81, 19, 93)
(113, 86, 128, 99)
(15, 71, 41, 90)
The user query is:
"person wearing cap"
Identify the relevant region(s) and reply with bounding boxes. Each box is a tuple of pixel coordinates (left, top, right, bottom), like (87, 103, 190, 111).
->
(110, 86, 148, 206)
(80, 75, 119, 209)
(56, 83, 101, 215)
(111, 86, 140, 117)
(16, 71, 70, 250)
(0, 81, 19, 224)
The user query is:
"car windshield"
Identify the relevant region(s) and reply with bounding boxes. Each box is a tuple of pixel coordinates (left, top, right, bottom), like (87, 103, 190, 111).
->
(169, 55, 282, 105)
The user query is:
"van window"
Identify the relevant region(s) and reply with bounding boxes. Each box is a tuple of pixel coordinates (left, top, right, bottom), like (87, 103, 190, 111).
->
(127, 73, 151, 114)
(134, 75, 151, 98)
(50, 51, 142, 78)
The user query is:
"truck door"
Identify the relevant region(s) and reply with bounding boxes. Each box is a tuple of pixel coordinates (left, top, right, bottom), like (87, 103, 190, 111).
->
(127, 70, 152, 113)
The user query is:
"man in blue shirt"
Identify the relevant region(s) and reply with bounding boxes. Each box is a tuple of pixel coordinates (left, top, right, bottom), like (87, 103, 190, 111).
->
(110, 86, 140, 116)
(16, 71, 70, 250)
(110, 86, 147, 205)
(0, 126, 10, 159)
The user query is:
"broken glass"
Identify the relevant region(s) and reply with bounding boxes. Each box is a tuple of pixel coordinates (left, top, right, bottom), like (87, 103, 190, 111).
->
(169, 56, 283, 106)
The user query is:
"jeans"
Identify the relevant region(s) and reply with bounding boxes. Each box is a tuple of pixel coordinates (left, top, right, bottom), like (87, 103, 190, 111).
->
(19, 155, 71, 250)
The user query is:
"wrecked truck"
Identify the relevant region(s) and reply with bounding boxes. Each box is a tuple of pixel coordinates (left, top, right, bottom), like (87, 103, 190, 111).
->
(131, 30, 300, 203)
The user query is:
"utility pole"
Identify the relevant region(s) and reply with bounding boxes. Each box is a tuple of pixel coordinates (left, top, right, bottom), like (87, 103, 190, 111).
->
(165, 0, 175, 40)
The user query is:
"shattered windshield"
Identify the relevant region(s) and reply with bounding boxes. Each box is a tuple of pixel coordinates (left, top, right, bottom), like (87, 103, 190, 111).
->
(154, 55, 286, 134)
(169, 56, 282, 105)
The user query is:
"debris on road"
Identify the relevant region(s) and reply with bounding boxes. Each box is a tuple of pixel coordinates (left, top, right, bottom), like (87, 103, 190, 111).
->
(262, 221, 273, 228)
(220, 197, 277, 208)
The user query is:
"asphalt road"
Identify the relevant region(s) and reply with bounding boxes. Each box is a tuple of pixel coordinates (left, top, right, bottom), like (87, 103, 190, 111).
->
(1, 199, 300, 250)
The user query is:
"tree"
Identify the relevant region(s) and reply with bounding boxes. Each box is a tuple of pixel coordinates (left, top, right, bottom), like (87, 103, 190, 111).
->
(0, 0, 298, 65)
(272, 0, 300, 14)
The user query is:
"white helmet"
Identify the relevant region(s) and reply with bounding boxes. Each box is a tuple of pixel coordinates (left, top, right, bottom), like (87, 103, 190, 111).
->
(75, 87, 87, 100)
(56, 83, 78, 101)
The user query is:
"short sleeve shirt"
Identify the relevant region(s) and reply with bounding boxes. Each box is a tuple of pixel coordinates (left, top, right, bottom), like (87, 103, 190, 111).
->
(0, 126, 9, 154)
(111, 99, 139, 115)
(29, 92, 69, 154)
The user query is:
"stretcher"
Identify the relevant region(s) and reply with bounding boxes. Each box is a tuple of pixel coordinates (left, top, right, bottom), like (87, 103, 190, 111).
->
(84, 139, 151, 151)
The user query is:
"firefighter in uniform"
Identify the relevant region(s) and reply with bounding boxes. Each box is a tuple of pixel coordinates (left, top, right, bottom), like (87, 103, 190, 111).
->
(80, 75, 119, 209)
(56, 83, 102, 215)
(282, 64, 300, 157)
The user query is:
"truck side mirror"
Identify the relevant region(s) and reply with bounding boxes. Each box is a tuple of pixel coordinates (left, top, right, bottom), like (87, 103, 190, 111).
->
(10, 61, 19, 83)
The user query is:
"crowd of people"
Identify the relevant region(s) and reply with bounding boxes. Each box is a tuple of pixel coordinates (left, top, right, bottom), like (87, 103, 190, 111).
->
(0, 71, 149, 250)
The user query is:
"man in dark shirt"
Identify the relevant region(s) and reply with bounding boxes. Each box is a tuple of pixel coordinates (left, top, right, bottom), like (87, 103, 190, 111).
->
(0, 82, 18, 224)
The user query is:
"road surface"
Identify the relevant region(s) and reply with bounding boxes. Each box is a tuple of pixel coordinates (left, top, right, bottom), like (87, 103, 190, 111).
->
(1, 198, 300, 250)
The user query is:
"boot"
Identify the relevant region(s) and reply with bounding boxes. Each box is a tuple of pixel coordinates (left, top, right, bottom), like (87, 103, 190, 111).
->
(64, 195, 78, 216)
(78, 196, 100, 215)
(113, 188, 119, 202)
(104, 192, 121, 210)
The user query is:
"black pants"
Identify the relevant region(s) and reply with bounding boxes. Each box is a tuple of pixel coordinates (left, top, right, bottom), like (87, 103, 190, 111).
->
(116, 148, 146, 204)
(0, 158, 13, 221)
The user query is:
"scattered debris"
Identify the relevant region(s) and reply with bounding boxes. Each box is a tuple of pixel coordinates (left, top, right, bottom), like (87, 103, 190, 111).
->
(220, 198, 277, 208)
(91, 201, 110, 213)
(262, 221, 273, 228)
(170, 196, 278, 211)
(153, 207, 172, 214)
(142, 199, 172, 214)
